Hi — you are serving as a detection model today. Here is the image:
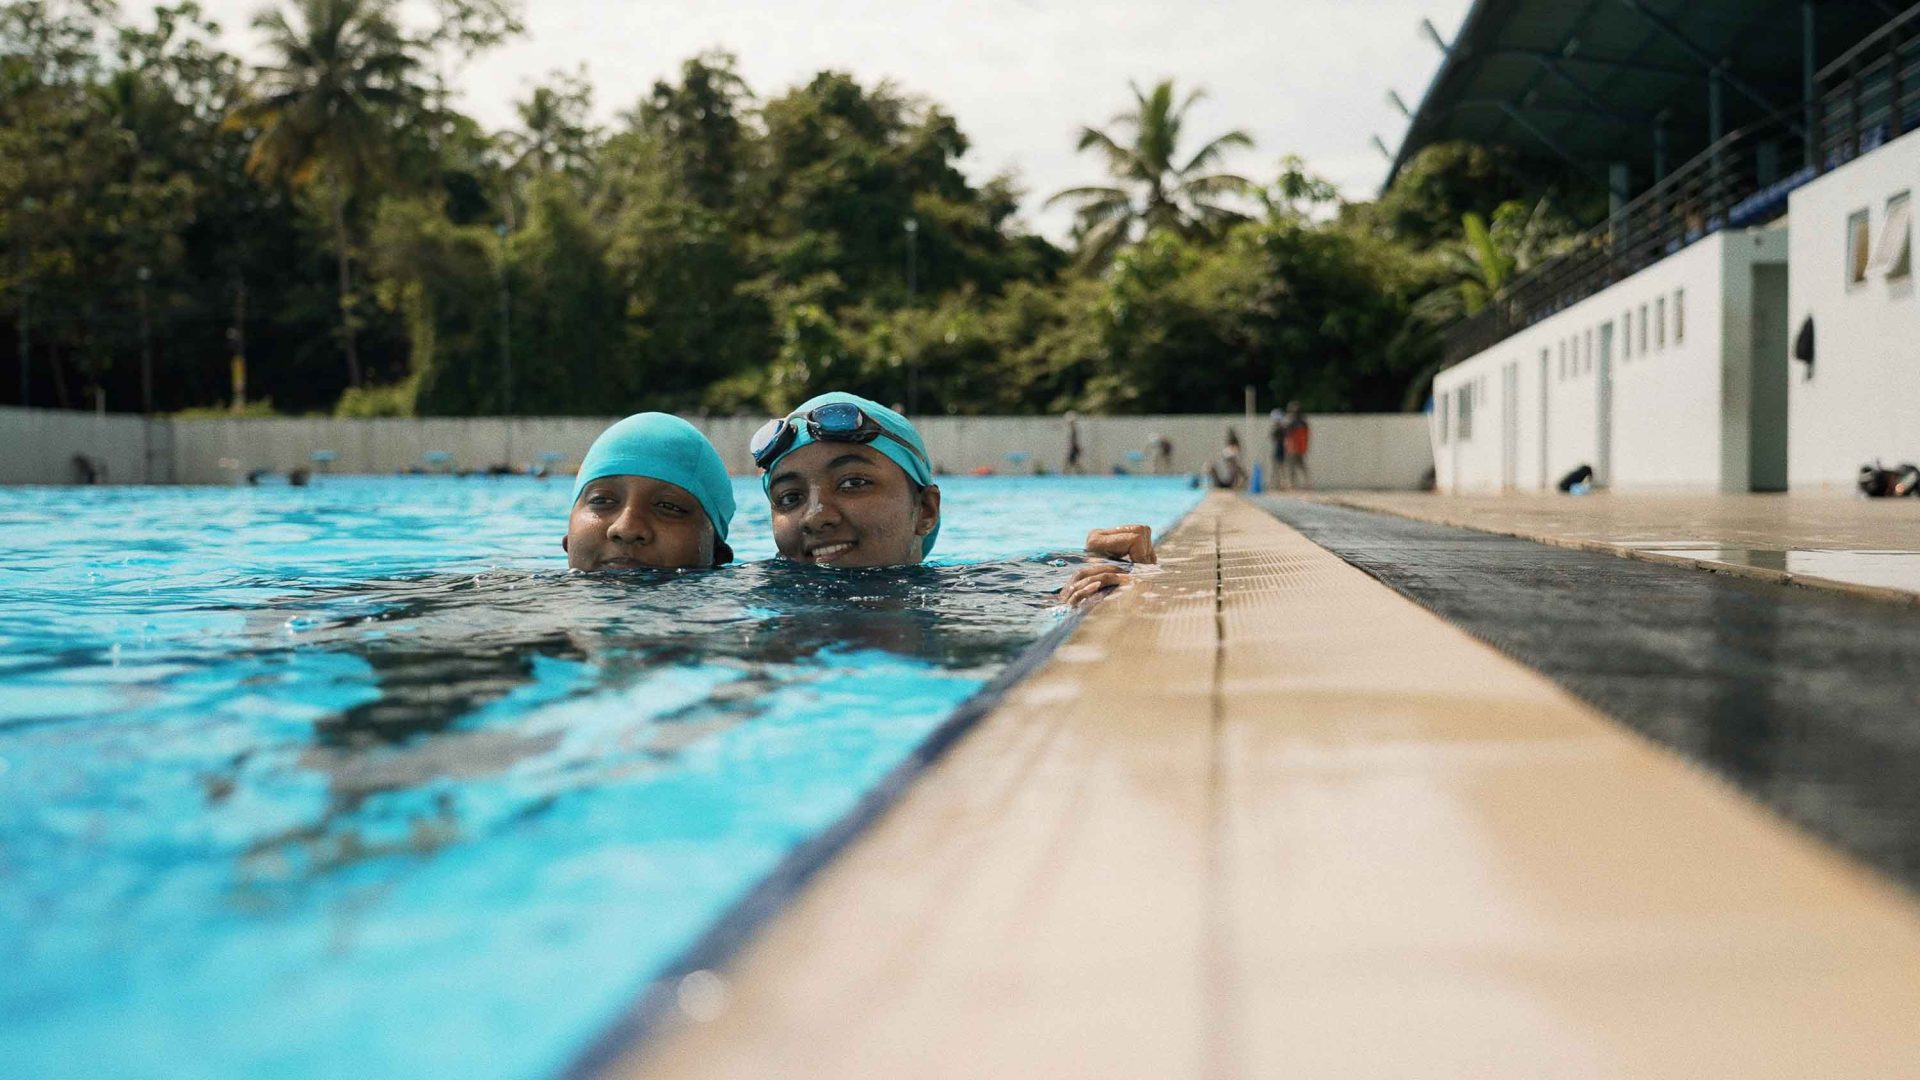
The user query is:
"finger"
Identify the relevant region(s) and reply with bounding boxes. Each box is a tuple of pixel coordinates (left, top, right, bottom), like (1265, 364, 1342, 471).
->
(1065, 570, 1128, 606)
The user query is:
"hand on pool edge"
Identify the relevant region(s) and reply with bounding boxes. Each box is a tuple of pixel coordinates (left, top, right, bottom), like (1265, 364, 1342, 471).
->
(1083, 525, 1156, 565)
(1059, 562, 1133, 609)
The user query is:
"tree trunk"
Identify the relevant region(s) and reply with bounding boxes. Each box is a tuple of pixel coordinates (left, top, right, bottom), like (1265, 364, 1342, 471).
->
(329, 183, 361, 389)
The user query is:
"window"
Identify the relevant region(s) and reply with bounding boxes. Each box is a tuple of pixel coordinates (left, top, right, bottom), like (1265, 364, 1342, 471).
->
(1848, 208, 1871, 285)
(1656, 296, 1667, 349)
(1623, 310, 1633, 359)
(1558, 341, 1566, 380)
(1584, 329, 1594, 373)
(1438, 395, 1450, 444)
(1673, 289, 1685, 344)
(1868, 192, 1912, 280)
(1456, 385, 1473, 440)
(1638, 303, 1649, 354)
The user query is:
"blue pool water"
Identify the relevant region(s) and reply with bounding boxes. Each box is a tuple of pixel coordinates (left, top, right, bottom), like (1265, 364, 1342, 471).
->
(0, 475, 1200, 1080)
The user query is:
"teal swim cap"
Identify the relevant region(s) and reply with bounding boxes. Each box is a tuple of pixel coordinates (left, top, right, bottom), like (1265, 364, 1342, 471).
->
(572, 413, 736, 546)
(757, 391, 940, 557)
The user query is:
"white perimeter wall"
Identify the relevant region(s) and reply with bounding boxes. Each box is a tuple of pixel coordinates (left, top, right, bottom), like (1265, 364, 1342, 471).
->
(0, 410, 1434, 490)
(1787, 127, 1920, 489)
(0, 406, 157, 485)
(1432, 227, 1785, 493)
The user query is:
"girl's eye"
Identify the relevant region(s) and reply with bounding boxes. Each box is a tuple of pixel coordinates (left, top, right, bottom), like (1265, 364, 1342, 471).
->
(773, 490, 803, 509)
(655, 501, 687, 515)
(837, 476, 872, 491)
(586, 494, 616, 508)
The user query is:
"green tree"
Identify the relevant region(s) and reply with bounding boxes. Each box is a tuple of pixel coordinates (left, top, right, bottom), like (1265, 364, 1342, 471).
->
(627, 50, 754, 213)
(502, 66, 599, 187)
(228, 0, 423, 388)
(1047, 79, 1255, 268)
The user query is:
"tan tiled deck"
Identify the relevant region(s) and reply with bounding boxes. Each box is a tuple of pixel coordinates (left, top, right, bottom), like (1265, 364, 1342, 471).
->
(609, 493, 1920, 1079)
(1318, 491, 1920, 603)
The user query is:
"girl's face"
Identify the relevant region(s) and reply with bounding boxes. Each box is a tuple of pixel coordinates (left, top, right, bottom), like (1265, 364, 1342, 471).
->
(564, 475, 716, 570)
(764, 442, 940, 568)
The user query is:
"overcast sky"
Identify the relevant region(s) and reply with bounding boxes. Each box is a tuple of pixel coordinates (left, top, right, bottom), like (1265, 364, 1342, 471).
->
(175, 0, 1475, 240)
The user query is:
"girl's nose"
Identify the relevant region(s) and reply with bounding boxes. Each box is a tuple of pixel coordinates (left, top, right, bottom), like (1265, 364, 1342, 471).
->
(800, 488, 840, 530)
(609, 504, 653, 545)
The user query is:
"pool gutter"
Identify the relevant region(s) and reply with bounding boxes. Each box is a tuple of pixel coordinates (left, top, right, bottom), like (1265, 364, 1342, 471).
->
(597, 492, 1920, 1079)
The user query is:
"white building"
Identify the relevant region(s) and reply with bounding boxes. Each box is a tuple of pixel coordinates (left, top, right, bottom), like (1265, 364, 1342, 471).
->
(1431, 228, 1789, 494)
(1394, 0, 1907, 497)
(1787, 127, 1920, 490)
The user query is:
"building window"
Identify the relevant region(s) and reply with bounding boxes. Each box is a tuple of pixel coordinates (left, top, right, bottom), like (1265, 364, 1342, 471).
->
(1584, 329, 1593, 373)
(1869, 191, 1912, 280)
(1848, 208, 1871, 285)
(1439, 395, 1449, 444)
(1456, 385, 1473, 440)
(1656, 296, 1667, 349)
(1638, 303, 1650, 354)
(1558, 341, 1566, 380)
(1623, 310, 1632, 359)
(1673, 289, 1685, 344)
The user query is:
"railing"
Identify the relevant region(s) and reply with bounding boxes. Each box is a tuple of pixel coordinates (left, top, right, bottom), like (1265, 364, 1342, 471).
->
(1815, 2, 1920, 166)
(1440, 3, 1920, 368)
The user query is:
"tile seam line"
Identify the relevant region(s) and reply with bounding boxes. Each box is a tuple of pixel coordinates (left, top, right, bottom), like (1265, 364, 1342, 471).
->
(1202, 507, 1241, 1080)
(1310, 494, 1920, 608)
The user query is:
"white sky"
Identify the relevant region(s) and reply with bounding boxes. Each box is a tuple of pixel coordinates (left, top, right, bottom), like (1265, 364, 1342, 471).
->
(171, 0, 1475, 240)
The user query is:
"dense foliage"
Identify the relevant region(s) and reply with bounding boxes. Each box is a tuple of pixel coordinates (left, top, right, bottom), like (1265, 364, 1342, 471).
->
(0, 0, 1593, 418)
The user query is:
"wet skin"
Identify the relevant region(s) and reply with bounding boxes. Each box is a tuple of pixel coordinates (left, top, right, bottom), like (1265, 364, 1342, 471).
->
(766, 442, 941, 568)
(564, 475, 717, 571)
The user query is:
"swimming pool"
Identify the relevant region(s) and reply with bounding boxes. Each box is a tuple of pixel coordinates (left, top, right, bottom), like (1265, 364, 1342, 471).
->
(0, 475, 1200, 1080)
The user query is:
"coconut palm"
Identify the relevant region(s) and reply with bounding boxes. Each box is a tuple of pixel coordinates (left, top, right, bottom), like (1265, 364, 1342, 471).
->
(1047, 79, 1256, 268)
(229, 0, 420, 388)
(1411, 196, 1570, 325)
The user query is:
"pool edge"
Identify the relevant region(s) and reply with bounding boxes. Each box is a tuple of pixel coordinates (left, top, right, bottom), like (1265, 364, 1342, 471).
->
(558, 503, 1202, 1079)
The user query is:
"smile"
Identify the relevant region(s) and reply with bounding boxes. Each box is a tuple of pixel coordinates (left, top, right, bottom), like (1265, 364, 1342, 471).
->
(807, 541, 856, 563)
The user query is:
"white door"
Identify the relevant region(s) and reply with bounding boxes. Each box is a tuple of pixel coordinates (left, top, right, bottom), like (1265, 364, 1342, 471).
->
(1596, 322, 1615, 487)
(1501, 361, 1519, 490)
(1537, 350, 1550, 489)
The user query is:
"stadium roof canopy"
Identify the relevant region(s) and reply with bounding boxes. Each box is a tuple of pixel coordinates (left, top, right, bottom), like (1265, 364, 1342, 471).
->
(1388, 0, 1894, 194)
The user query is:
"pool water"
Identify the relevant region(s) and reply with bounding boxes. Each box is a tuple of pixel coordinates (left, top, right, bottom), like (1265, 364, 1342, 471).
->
(0, 475, 1200, 1080)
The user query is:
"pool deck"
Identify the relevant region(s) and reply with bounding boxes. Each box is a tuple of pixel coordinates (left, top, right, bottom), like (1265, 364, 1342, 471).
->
(1316, 490, 1920, 604)
(608, 492, 1920, 1079)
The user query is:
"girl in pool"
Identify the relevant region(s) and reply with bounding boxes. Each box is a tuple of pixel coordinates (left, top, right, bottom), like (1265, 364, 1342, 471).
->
(748, 392, 1155, 603)
(564, 412, 736, 571)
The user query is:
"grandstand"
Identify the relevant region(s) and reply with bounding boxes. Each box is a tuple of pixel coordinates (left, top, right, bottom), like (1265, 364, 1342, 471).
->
(1400, 0, 1920, 493)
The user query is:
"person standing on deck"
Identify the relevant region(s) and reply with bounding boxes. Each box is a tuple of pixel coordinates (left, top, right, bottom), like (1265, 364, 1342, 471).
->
(1280, 401, 1311, 490)
(1266, 408, 1288, 480)
(1063, 411, 1084, 474)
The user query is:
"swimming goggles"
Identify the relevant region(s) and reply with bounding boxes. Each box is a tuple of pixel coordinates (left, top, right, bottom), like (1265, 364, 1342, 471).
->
(750, 402, 931, 473)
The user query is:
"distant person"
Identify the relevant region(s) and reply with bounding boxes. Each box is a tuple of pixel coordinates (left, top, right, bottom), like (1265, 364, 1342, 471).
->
(1063, 410, 1084, 475)
(1149, 432, 1173, 474)
(1266, 408, 1287, 477)
(1206, 428, 1247, 490)
(564, 413, 737, 571)
(1280, 402, 1311, 490)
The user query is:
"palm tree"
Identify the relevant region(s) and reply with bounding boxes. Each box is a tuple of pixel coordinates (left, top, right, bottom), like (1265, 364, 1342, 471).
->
(229, 0, 420, 388)
(1411, 197, 1569, 325)
(1047, 79, 1255, 268)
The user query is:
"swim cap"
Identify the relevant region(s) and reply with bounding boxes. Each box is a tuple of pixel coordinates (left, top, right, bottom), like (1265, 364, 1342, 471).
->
(572, 413, 736, 546)
(758, 391, 940, 557)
